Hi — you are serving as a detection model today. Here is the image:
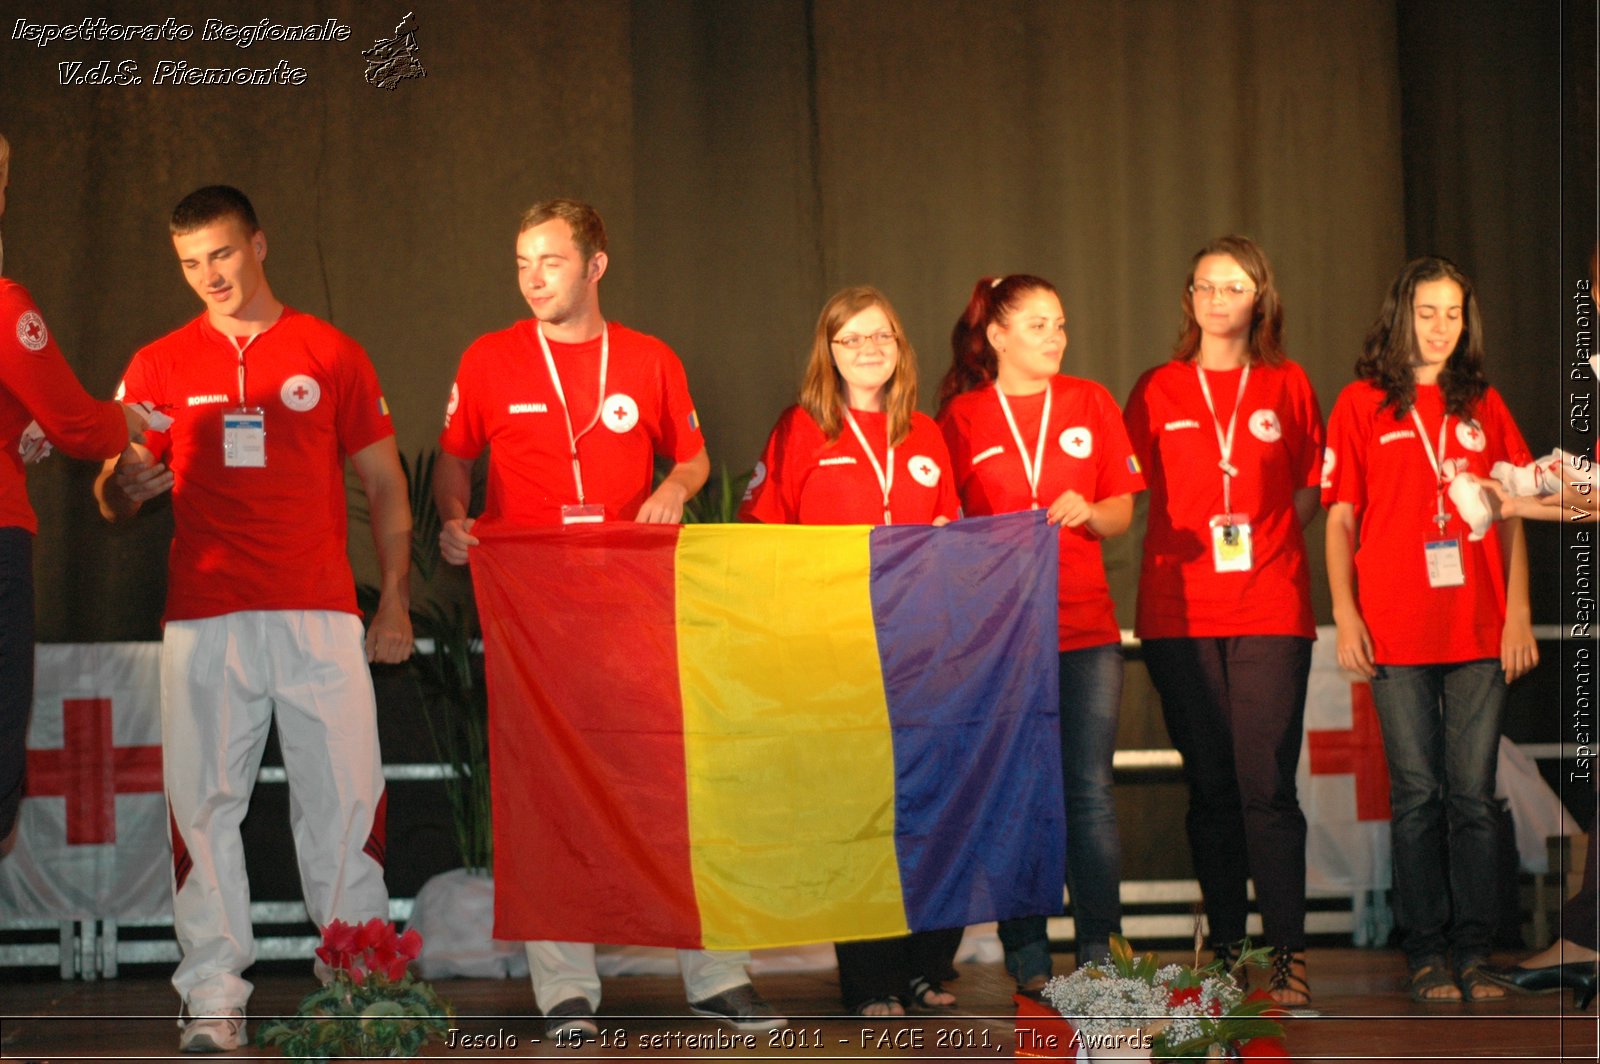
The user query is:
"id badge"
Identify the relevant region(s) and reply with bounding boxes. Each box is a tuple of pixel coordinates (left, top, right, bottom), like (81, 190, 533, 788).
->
(1425, 538, 1466, 588)
(222, 407, 265, 468)
(561, 503, 605, 525)
(1209, 513, 1253, 572)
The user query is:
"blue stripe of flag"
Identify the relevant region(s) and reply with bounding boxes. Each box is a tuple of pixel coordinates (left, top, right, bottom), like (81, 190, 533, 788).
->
(867, 510, 1063, 932)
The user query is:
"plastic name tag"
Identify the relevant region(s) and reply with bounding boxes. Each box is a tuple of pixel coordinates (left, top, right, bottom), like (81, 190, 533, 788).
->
(222, 407, 265, 468)
(561, 503, 605, 525)
(1209, 513, 1253, 572)
(1425, 538, 1466, 588)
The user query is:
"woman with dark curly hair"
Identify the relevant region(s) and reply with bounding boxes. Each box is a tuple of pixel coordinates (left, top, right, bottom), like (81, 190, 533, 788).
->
(1123, 236, 1323, 1008)
(1324, 256, 1536, 1003)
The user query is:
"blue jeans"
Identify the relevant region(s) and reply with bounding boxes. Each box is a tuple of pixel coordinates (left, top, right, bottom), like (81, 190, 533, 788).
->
(1000, 644, 1123, 979)
(1368, 660, 1506, 969)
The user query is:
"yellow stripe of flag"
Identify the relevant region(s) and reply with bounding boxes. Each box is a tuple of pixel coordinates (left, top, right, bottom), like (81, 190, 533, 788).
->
(674, 524, 909, 949)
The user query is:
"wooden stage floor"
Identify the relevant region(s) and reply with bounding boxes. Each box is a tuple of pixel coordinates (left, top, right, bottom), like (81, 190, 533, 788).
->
(1, 948, 1595, 1061)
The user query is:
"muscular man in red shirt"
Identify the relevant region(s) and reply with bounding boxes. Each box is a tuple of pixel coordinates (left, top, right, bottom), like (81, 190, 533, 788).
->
(95, 185, 412, 1053)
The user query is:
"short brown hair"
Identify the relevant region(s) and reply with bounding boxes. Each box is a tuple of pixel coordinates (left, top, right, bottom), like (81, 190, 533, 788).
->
(170, 185, 260, 237)
(519, 198, 607, 263)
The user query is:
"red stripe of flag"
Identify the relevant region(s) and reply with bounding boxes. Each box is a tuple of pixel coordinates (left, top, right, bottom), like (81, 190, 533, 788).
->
(474, 522, 701, 946)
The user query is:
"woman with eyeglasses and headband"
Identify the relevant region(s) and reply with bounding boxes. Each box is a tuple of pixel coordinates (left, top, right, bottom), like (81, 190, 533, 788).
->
(935, 274, 1145, 992)
(1324, 257, 1535, 1004)
(1122, 236, 1323, 1007)
(740, 285, 960, 1018)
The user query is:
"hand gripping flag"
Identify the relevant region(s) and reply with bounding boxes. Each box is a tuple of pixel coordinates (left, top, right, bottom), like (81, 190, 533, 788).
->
(471, 510, 1064, 950)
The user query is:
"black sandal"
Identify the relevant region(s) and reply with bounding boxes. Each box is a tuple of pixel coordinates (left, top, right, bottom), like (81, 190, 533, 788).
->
(1268, 948, 1311, 1008)
(907, 975, 956, 1010)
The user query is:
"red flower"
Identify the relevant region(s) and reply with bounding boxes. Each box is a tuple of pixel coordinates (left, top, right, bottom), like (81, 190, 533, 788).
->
(316, 919, 360, 975)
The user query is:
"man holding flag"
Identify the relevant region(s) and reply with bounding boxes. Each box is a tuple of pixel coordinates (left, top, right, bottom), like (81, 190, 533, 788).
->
(434, 198, 783, 1038)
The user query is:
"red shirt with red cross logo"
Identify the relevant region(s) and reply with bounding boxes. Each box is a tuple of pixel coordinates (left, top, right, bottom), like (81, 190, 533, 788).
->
(938, 375, 1145, 651)
(1123, 357, 1324, 640)
(1322, 379, 1531, 664)
(117, 308, 395, 622)
(739, 405, 958, 526)
(0, 280, 128, 533)
(439, 320, 705, 527)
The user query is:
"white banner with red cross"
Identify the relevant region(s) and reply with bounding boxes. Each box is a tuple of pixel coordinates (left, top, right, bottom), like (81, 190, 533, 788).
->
(1298, 628, 1577, 896)
(0, 643, 171, 920)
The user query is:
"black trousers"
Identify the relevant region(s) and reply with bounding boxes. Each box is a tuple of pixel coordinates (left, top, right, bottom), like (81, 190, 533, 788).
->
(835, 927, 963, 1010)
(1143, 635, 1312, 951)
(0, 528, 34, 839)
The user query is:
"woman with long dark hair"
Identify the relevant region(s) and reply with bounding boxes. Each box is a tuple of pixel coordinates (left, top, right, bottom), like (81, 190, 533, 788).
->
(936, 274, 1144, 991)
(1123, 236, 1323, 1007)
(1324, 256, 1536, 1002)
(741, 285, 960, 1016)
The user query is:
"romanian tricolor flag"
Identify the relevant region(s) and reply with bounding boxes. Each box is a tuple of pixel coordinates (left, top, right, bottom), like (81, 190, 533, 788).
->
(471, 510, 1064, 950)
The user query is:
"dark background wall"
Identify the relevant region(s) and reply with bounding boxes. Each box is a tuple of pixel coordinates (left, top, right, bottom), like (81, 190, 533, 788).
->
(0, 0, 1591, 891)
(2, 0, 1586, 642)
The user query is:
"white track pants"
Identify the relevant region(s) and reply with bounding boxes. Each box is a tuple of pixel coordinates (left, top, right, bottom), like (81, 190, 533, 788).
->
(163, 611, 389, 1012)
(527, 941, 752, 1013)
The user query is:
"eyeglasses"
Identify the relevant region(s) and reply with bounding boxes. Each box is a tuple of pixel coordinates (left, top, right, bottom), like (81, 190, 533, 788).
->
(831, 330, 897, 351)
(1189, 280, 1257, 300)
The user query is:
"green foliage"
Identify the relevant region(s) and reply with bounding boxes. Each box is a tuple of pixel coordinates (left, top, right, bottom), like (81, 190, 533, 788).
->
(667, 461, 752, 524)
(254, 971, 455, 1060)
(353, 448, 491, 873)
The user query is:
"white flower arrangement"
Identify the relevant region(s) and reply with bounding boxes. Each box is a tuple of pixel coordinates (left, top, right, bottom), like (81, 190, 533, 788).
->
(1039, 936, 1285, 1059)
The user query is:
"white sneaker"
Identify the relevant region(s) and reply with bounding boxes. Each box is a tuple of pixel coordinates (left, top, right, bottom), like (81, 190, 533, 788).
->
(179, 1008, 246, 1052)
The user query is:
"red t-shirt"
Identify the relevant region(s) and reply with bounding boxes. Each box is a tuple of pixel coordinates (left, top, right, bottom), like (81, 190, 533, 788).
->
(1323, 380, 1532, 664)
(0, 280, 127, 533)
(1123, 358, 1324, 639)
(439, 320, 704, 527)
(117, 308, 395, 621)
(739, 405, 958, 526)
(938, 376, 1145, 651)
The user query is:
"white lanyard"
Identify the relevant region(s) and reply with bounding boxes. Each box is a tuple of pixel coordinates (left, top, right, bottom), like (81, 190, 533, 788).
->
(996, 385, 1052, 509)
(842, 407, 894, 525)
(536, 322, 609, 505)
(1196, 363, 1250, 518)
(229, 332, 260, 403)
(1409, 406, 1453, 530)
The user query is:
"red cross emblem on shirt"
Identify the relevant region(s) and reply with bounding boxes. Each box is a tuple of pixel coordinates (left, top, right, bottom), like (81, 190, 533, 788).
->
(292, 384, 311, 401)
(917, 461, 933, 476)
(1069, 434, 1085, 449)
(1307, 682, 1391, 821)
(612, 404, 628, 422)
(21, 319, 43, 345)
(1464, 426, 1481, 442)
(24, 698, 163, 845)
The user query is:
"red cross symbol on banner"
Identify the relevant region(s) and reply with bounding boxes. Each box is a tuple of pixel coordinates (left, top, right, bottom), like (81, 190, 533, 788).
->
(1307, 682, 1391, 821)
(23, 697, 163, 845)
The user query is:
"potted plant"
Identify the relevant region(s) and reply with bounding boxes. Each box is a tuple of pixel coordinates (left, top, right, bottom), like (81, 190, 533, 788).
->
(256, 917, 455, 1059)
